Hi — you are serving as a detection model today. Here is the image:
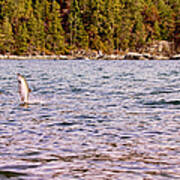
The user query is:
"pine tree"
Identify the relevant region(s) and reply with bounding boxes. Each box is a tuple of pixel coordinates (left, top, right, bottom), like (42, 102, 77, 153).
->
(68, 0, 88, 49)
(98, 0, 114, 53)
(33, 0, 46, 54)
(26, 5, 38, 54)
(0, 0, 179, 55)
(155, 0, 175, 40)
(0, 16, 14, 54)
(46, 0, 65, 54)
(142, 1, 160, 43)
(15, 21, 29, 55)
(112, 0, 123, 52)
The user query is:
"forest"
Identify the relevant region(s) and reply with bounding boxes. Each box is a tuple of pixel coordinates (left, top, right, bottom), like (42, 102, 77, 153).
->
(0, 0, 179, 55)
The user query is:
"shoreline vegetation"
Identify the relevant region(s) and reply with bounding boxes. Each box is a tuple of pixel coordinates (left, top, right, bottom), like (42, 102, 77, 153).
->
(0, 51, 180, 61)
(1, 39, 180, 61)
(0, 40, 180, 60)
(0, 0, 179, 59)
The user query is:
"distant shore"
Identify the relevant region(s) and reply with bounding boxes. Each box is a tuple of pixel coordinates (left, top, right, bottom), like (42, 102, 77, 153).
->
(0, 40, 179, 61)
(0, 52, 179, 61)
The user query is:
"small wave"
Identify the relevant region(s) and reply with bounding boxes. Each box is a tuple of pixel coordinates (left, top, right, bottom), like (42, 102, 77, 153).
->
(150, 90, 173, 95)
(102, 75, 110, 79)
(18, 96, 47, 106)
(71, 87, 83, 93)
(47, 122, 77, 127)
(0, 164, 38, 170)
(144, 99, 180, 106)
(0, 170, 27, 179)
(28, 99, 46, 105)
(166, 100, 180, 105)
(74, 114, 97, 119)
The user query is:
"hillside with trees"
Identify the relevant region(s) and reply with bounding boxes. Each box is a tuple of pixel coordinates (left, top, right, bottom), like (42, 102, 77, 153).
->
(0, 0, 179, 56)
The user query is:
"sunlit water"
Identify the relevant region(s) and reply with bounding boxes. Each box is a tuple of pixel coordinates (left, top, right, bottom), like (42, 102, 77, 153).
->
(0, 60, 179, 180)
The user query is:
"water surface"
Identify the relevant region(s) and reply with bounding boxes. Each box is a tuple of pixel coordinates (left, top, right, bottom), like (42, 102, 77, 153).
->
(0, 60, 179, 179)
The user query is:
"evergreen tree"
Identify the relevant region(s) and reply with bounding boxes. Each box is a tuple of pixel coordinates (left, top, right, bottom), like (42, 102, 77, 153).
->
(112, 0, 123, 52)
(33, 0, 46, 54)
(85, 0, 105, 51)
(0, 0, 179, 55)
(46, 0, 65, 54)
(15, 22, 29, 55)
(68, 0, 88, 49)
(132, 12, 146, 50)
(0, 16, 14, 54)
(142, 1, 160, 42)
(26, 4, 38, 54)
(156, 0, 175, 40)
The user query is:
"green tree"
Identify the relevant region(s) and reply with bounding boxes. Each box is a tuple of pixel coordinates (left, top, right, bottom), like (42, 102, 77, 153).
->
(46, 0, 65, 54)
(33, 0, 46, 54)
(0, 16, 14, 54)
(16, 22, 29, 55)
(68, 0, 88, 49)
(142, 1, 160, 42)
(156, 0, 175, 40)
(0, 0, 179, 55)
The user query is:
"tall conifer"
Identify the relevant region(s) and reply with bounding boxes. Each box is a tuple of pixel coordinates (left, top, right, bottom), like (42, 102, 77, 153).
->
(46, 0, 65, 54)
(0, 16, 14, 54)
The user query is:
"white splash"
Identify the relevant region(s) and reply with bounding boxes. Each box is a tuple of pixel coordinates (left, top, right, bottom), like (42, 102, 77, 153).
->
(27, 95, 47, 105)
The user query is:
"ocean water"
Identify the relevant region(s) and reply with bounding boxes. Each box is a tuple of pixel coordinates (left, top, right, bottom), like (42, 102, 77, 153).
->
(0, 60, 179, 180)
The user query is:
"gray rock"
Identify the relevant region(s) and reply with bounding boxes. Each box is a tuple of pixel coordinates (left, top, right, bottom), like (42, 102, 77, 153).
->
(171, 54, 180, 60)
(124, 52, 143, 60)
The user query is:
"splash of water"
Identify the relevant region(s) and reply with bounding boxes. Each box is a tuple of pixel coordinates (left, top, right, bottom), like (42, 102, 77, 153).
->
(28, 95, 47, 105)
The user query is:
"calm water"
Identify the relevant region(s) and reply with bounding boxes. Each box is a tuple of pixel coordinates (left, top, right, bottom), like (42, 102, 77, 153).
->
(0, 60, 179, 180)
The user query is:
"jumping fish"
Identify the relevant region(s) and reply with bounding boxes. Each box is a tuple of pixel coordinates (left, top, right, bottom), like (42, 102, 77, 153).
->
(17, 73, 31, 104)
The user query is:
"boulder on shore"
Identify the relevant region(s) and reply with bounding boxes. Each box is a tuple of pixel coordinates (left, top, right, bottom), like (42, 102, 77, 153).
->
(171, 54, 180, 60)
(124, 52, 148, 60)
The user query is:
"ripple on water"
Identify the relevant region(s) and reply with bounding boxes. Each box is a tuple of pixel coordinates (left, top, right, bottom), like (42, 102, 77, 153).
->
(0, 60, 180, 179)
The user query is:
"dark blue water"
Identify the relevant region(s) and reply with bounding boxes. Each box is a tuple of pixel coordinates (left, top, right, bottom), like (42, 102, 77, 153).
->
(0, 60, 179, 179)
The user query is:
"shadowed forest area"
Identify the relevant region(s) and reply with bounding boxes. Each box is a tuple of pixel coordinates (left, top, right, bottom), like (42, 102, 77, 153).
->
(0, 0, 179, 56)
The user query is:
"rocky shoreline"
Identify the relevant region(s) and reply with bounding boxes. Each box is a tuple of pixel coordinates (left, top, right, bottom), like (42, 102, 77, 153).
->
(0, 52, 179, 61)
(0, 40, 179, 61)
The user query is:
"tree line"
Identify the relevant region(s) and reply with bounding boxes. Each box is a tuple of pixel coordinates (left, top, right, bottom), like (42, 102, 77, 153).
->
(0, 0, 179, 55)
